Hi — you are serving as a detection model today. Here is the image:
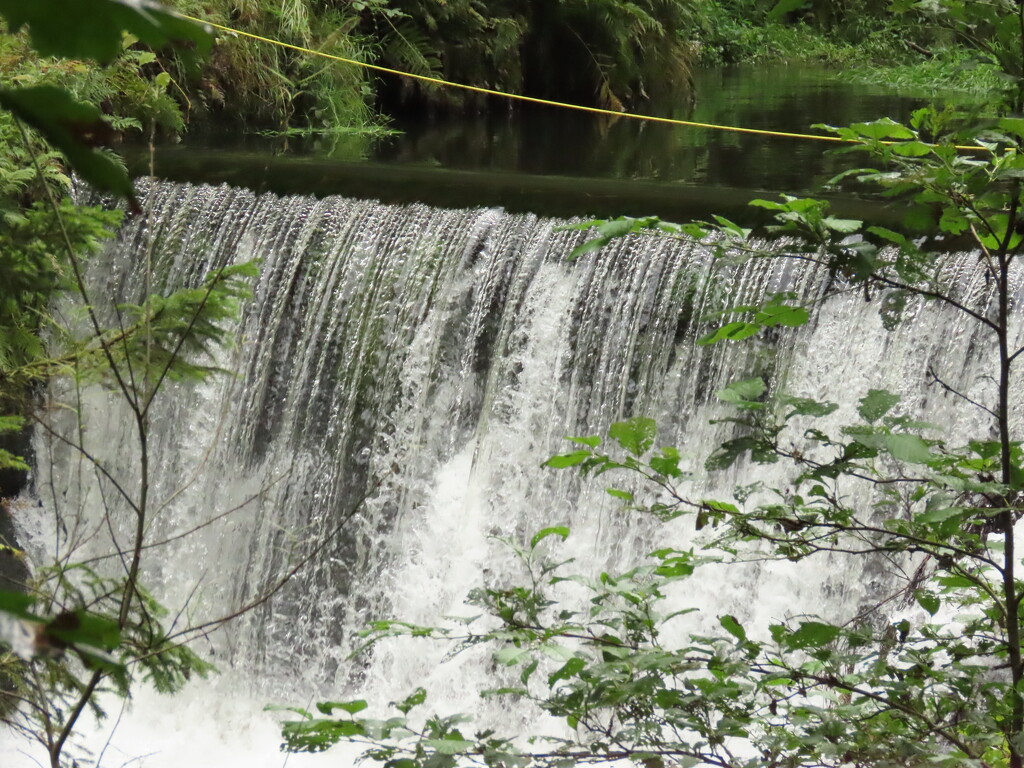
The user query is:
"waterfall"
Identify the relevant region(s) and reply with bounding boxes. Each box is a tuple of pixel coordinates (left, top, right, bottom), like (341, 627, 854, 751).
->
(5, 178, 1022, 767)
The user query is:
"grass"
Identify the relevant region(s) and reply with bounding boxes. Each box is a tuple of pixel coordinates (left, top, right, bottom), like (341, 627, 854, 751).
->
(849, 49, 1005, 99)
(697, 20, 1005, 100)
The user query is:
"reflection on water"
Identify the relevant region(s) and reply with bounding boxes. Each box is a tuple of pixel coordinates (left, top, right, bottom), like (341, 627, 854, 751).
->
(144, 66, 948, 219)
(366, 66, 933, 192)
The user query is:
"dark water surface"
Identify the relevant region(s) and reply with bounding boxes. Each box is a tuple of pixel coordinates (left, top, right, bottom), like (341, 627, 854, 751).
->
(133, 66, 935, 221)
(374, 66, 930, 189)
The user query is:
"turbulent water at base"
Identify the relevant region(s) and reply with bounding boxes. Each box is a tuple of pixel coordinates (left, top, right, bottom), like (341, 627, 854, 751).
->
(5, 178, 1024, 767)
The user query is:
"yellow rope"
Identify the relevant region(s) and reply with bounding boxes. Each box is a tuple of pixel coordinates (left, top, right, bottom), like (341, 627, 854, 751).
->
(178, 12, 983, 152)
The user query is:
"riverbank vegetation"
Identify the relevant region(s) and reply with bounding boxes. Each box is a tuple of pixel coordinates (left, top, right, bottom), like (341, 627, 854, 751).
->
(0, 7, 257, 766)
(0, 0, 1006, 146)
(282, 0, 1024, 766)
(2, 0, 1024, 765)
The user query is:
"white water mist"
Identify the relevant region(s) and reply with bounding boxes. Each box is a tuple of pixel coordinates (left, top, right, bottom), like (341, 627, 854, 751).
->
(4, 179, 1021, 766)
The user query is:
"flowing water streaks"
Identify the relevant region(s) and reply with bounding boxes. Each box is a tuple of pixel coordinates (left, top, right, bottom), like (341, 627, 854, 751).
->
(12, 179, 1024, 765)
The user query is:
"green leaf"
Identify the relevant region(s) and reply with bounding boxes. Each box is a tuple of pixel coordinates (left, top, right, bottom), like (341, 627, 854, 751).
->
(901, 205, 934, 232)
(315, 700, 368, 716)
(703, 499, 739, 514)
(783, 621, 841, 649)
(649, 446, 682, 478)
(822, 217, 862, 233)
(891, 141, 932, 157)
(567, 435, 601, 448)
(979, 213, 1024, 251)
(782, 395, 838, 418)
(0, 0, 212, 65)
(0, 449, 29, 472)
(567, 237, 608, 261)
(495, 647, 531, 665)
(719, 615, 747, 642)
(0, 86, 134, 199)
(935, 574, 975, 590)
(749, 198, 787, 211)
(851, 118, 915, 141)
(0, 415, 24, 435)
(755, 304, 809, 328)
(520, 659, 538, 685)
(282, 717, 365, 749)
(711, 214, 751, 238)
(858, 389, 900, 423)
(716, 377, 766, 408)
(884, 433, 932, 463)
(44, 610, 121, 652)
(997, 117, 1024, 139)
(914, 590, 940, 616)
(939, 207, 971, 235)
(395, 687, 426, 714)
(698, 321, 761, 345)
(425, 738, 475, 755)
(0, 590, 41, 621)
(971, 440, 1002, 460)
(654, 553, 695, 578)
(609, 417, 657, 456)
(768, 0, 808, 21)
(915, 507, 965, 525)
(530, 526, 570, 549)
(565, 217, 664, 260)
(606, 488, 634, 502)
(706, 436, 775, 471)
(548, 656, 586, 686)
(867, 226, 911, 247)
(880, 290, 909, 330)
(480, 687, 529, 698)
(543, 450, 592, 468)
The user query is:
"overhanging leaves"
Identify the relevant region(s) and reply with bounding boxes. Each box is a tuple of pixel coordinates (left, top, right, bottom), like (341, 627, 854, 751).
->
(609, 417, 657, 456)
(716, 378, 766, 409)
(0, 589, 41, 622)
(775, 621, 841, 650)
(0, 0, 212, 65)
(530, 526, 570, 549)
(858, 389, 901, 423)
(883, 433, 933, 463)
(0, 86, 134, 199)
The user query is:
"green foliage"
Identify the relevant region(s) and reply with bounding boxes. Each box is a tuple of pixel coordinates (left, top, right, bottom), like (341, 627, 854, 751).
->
(691, 1, 914, 68)
(163, 0, 382, 136)
(0, 5, 259, 766)
(2, 562, 215, 746)
(848, 46, 1005, 98)
(697, 293, 809, 345)
(278, 2, 1024, 767)
(0, 0, 209, 197)
(0, 0, 211, 65)
(75, 262, 258, 392)
(0, 589, 122, 669)
(0, 0, 382, 143)
(0, 86, 134, 198)
(0, 416, 28, 471)
(358, 0, 697, 109)
(563, 216, 680, 260)
(0, 196, 122, 476)
(0, 0, 215, 201)
(285, 390, 1024, 765)
(689, 0, 1005, 101)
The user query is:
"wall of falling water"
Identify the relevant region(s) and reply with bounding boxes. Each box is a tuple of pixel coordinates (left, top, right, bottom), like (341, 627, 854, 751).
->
(11, 178, 1024, 765)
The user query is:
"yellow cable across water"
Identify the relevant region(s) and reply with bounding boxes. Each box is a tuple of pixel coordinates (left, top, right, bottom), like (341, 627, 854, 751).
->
(177, 12, 983, 152)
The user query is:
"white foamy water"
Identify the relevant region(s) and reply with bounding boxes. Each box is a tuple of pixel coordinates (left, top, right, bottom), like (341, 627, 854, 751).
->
(4, 179, 1020, 766)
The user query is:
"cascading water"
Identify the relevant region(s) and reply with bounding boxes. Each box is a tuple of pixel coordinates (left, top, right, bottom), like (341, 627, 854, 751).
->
(4, 178, 1022, 766)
